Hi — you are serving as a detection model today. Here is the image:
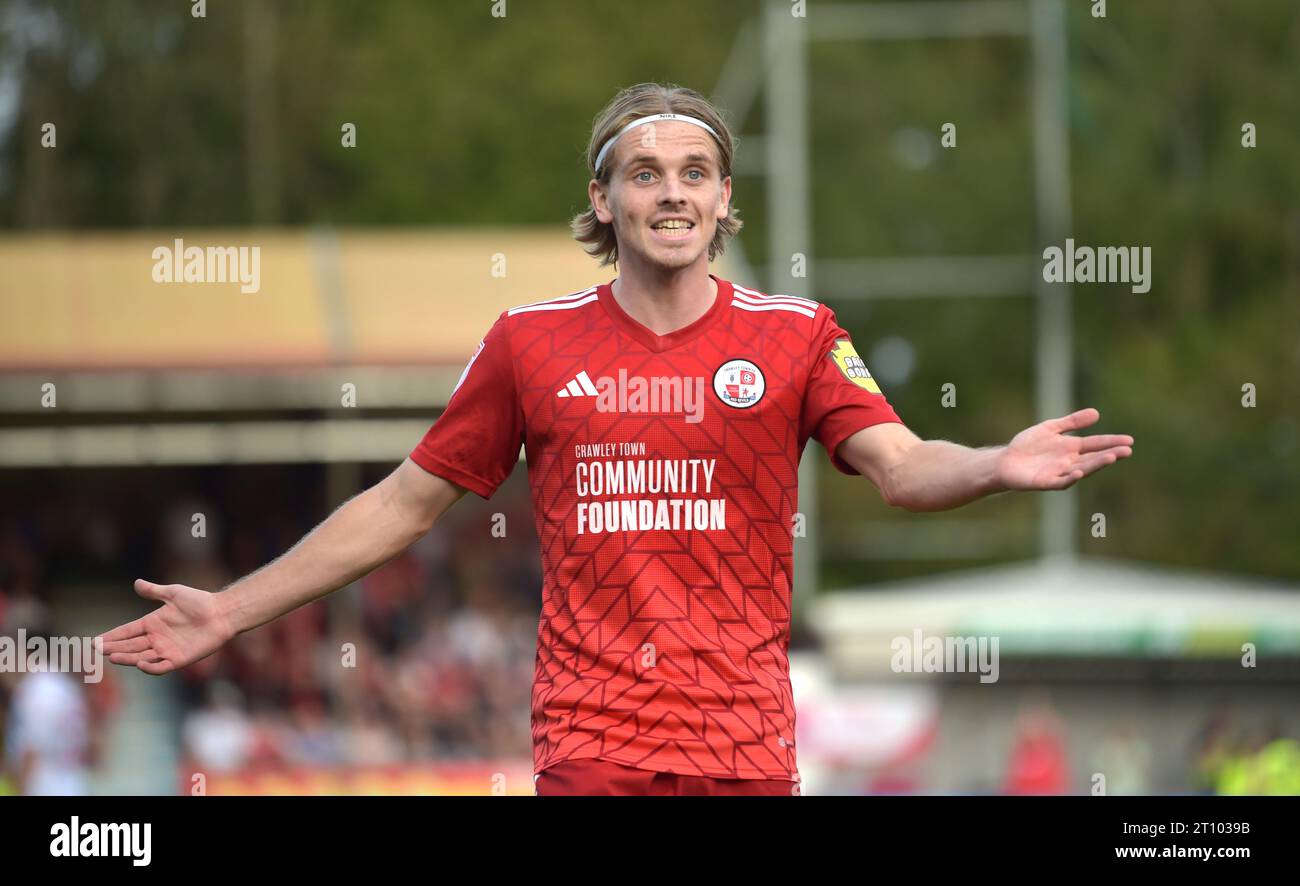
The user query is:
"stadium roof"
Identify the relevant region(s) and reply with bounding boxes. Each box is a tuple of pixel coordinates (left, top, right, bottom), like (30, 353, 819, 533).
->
(0, 229, 744, 465)
(813, 556, 1300, 667)
(0, 228, 615, 371)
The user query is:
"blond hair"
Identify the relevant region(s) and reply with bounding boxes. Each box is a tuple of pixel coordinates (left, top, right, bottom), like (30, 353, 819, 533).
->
(571, 82, 743, 267)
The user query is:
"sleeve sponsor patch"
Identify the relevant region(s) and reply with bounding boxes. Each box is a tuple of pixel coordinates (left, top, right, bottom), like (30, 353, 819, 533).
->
(828, 338, 881, 393)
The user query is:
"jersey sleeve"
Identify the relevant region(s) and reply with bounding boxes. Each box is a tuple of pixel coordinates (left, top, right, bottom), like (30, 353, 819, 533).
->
(800, 306, 904, 475)
(408, 311, 524, 499)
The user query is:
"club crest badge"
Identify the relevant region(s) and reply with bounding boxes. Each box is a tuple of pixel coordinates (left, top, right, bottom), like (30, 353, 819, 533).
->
(713, 359, 766, 408)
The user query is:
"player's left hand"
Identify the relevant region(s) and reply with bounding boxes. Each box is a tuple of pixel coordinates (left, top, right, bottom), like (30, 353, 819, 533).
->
(996, 408, 1133, 491)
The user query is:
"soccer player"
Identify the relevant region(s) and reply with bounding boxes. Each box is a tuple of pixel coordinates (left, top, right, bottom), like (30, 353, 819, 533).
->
(99, 83, 1134, 796)
(5, 668, 92, 795)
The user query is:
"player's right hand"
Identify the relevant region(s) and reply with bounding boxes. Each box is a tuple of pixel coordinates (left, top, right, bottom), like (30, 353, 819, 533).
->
(96, 579, 239, 675)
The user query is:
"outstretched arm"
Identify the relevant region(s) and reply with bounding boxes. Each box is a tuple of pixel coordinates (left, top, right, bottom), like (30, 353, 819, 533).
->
(839, 407, 1134, 513)
(98, 458, 467, 675)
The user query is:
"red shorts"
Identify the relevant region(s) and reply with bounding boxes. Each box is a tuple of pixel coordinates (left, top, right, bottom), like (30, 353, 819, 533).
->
(535, 758, 800, 796)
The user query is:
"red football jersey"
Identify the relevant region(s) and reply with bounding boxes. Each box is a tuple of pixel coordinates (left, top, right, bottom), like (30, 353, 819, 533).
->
(409, 273, 903, 780)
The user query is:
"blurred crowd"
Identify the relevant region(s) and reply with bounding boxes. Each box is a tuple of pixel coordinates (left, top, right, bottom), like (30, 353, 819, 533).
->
(160, 480, 543, 779)
(0, 466, 543, 791)
(998, 698, 1300, 796)
(0, 516, 122, 795)
(173, 529, 540, 777)
(1188, 706, 1300, 796)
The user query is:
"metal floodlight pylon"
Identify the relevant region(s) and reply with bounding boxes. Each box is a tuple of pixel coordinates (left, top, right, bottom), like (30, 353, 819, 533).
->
(713, 0, 1075, 612)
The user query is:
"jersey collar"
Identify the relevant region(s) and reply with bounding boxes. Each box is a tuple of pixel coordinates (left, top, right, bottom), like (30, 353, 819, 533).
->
(597, 273, 733, 353)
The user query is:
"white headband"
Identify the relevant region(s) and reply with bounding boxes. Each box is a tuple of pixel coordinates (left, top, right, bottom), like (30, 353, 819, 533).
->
(594, 113, 722, 177)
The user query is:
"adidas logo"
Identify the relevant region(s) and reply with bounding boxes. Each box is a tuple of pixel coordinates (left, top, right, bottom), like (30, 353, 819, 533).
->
(553, 368, 707, 424)
(556, 370, 600, 398)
